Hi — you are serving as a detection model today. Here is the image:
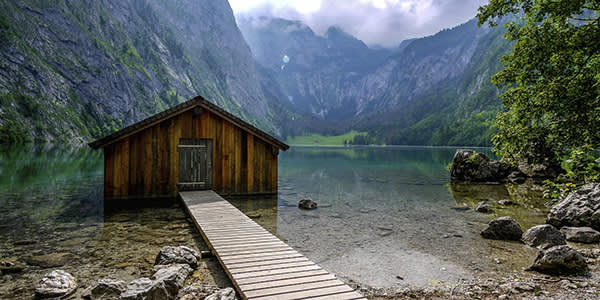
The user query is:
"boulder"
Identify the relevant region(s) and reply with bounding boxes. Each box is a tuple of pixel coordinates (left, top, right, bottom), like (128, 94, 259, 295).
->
(481, 216, 523, 240)
(152, 264, 192, 293)
(521, 224, 565, 247)
(176, 284, 220, 300)
(155, 246, 199, 268)
(475, 201, 492, 213)
(121, 264, 192, 300)
(450, 149, 511, 182)
(547, 183, 600, 230)
(516, 139, 565, 179)
(498, 199, 514, 206)
(35, 270, 77, 299)
(529, 245, 587, 274)
(561, 227, 600, 243)
(82, 278, 126, 300)
(298, 198, 317, 210)
(507, 171, 527, 184)
(205, 287, 236, 300)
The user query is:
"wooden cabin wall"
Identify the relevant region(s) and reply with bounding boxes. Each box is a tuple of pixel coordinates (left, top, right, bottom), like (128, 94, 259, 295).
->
(103, 108, 279, 198)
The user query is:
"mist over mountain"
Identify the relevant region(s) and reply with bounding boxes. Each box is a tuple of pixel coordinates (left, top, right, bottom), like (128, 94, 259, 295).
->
(239, 15, 513, 145)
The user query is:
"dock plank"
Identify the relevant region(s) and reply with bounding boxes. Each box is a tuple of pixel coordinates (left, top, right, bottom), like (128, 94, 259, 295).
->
(180, 190, 365, 300)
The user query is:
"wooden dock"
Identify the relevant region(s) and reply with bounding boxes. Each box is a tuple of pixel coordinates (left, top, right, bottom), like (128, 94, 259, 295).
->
(180, 190, 366, 300)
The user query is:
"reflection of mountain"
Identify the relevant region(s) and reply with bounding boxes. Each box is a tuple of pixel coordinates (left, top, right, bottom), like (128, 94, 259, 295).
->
(0, 146, 103, 227)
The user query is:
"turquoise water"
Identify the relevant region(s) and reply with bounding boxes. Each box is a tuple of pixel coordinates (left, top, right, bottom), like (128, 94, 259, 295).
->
(0, 145, 549, 297)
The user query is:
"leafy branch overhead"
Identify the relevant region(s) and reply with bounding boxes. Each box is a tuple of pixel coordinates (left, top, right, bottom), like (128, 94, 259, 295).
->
(477, 0, 600, 164)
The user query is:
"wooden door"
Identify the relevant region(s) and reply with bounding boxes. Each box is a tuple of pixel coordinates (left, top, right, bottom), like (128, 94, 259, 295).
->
(178, 138, 212, 190)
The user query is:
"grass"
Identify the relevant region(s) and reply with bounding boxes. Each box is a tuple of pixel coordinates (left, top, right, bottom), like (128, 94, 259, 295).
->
(286, 130, 367, 146)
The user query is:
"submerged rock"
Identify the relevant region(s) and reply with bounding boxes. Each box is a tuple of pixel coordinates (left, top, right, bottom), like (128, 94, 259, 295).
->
(475, 201, 492, 213)
(481, 216, 523, 241)
(508, 171, 527, 184)
(35, 270, 77, 299)
(529, 245, 587, 274)
(205, 287, 236, 300)
(522, 224, 565, 247)
(82, 278, 126, 300)
(155, 246, 199, 268)
(450, 149, 511, 182)
(298, 198, 317, 210)
(561, 227, 600, 243)
(547, 183, 600, 230)
(25, 252, 73, 268)
(0, 260, 25, 274)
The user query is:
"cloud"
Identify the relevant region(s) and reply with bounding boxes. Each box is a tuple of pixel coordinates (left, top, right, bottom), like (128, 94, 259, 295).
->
(230, 0, 487, 47)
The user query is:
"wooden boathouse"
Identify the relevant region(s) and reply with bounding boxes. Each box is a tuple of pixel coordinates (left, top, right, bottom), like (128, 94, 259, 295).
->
(89, 96, 289, 199)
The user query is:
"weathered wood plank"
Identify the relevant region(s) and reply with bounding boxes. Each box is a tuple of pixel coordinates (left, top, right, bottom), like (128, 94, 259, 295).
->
(247, 285, 356, 300)
(238, 274, 336, 292)
(234, 269, 331, 286)
(243, 279, 345, 299)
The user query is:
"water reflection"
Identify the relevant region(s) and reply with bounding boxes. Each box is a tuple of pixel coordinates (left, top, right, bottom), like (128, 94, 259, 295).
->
(230, 146, 548, 289)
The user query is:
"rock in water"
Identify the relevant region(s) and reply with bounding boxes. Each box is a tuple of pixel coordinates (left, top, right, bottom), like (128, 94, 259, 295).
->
(561, 227, 600, 243)
(522, 224, 565, 247)
(529, 245, 587, 274)
(35, 270, 77, 299)
(298, 198, 317, 210)
(481, 216, 523, 240)
(547, 183, 600, 230)
(475, 201, 492, 213)
(205, 287, 236, 300)
(450, 149, 511, 182)
(152, 264, 192, 295)
(122, 264, 192, 300)
(155, 246, 199, 268)
(498, 199, 514, 206)
(83, 278, 126, 300)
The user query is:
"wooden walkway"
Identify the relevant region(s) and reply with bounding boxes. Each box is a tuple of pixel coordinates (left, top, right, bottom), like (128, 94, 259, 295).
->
(180, 190, 366, 300)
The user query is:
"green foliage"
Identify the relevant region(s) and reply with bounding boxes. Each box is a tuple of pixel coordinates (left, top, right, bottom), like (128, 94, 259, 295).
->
(478, 0, 600, 165)
(563, 146, 600, 182)
(286, 130, 367, 146)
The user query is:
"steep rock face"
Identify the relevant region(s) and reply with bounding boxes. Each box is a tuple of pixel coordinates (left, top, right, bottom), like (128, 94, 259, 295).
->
(0, 0, 276, 144)
(240, 17, 491, 120)
(237, 16, 391, 119)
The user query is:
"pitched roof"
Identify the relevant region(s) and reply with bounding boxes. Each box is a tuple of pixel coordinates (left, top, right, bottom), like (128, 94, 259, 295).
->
(88, 96, 289, 151)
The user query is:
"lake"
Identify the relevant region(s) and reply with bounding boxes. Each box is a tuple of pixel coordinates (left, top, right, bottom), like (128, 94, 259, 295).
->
(0, 145, 549, 298)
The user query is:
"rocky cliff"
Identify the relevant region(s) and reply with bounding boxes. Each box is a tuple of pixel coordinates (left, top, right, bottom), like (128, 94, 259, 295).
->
(0, 0, 279, 144)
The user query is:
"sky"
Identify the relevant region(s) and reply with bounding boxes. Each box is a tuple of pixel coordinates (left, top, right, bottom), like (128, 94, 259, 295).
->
(229, 0, 488, 47)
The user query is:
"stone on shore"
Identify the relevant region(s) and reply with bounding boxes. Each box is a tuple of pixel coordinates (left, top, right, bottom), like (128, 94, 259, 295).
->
(205, 287, 236, 300)
(122, 264, 192, 300)
(298, 198, 317, 210)
(529, 245, 587, 274)
(82, 278, 126, 300)
(547, 183, 600, 230)
(475, 201, 492, 213)
(561, 227, 600, 243)
(35, 270, 77, 299)
(155, 246, 199, 268)
(176, 284, 220, 300)
(450, 149, 511, 182)
(481, 216, 523, 241)
(521, 224, 565, 247)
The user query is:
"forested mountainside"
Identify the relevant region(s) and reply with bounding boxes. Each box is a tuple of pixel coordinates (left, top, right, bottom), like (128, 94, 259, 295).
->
(0, 0, 289, 144)
(239, 16, 513, 146)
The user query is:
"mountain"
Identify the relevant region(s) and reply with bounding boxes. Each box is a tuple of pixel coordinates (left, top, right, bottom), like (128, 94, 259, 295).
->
(0, 0, 284, 144)
(237, 16, 392, 119)
(238, 16, 513, 146)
